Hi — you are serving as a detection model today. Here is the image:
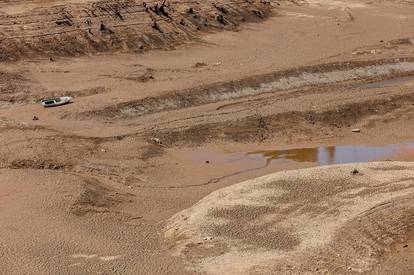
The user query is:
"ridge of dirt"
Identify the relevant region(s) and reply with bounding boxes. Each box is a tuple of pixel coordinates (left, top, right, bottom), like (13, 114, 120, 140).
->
(153, 87, 414, 146)
(77, 58, 414, 120)
(9, 159, 70, 170)
(0, 0, 274, 61)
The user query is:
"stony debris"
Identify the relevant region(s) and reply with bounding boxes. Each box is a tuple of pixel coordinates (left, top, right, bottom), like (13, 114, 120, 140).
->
(192, 62, 208, 68)
(150, 137, 164, 146)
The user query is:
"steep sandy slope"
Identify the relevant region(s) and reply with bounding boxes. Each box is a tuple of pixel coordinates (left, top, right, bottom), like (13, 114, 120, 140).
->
(0, 0, 273, 61)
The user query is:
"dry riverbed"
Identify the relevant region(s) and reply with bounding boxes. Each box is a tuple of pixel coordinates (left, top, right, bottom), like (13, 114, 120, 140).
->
(1, 0, 414, 274)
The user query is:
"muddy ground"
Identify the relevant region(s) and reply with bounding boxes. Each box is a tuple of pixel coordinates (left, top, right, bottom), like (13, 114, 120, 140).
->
(1, 0, 414, 274)
(166, 162, 414, 274)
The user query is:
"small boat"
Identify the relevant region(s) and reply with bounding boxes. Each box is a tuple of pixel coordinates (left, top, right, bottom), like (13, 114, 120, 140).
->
(41, 96, 73, 107)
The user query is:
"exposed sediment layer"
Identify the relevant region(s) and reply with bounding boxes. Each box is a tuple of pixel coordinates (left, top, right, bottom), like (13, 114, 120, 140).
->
(0, 0, 273, 61)
(80, 58, 414, 120)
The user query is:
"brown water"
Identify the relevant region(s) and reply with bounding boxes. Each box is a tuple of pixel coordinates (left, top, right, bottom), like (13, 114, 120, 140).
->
(182, 142, 414, 186)
(248, 142, 414, 166)
(189, 142, 414, 166)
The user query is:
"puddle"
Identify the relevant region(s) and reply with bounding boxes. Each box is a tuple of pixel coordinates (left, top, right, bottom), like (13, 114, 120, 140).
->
(248, 142, 414, 166)
(179, 142, 414, 187)
(353, 75, 414, 89)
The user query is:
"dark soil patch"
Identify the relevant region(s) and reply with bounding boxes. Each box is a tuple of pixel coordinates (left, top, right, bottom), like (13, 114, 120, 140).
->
(10, 159, 69, 170)
(139, 144, 166, 160)
(71, 177, 134, 216)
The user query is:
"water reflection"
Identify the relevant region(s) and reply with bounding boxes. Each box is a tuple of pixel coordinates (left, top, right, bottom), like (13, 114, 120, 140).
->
(251, 148, 320, 165)
(249, 143, 414, 166)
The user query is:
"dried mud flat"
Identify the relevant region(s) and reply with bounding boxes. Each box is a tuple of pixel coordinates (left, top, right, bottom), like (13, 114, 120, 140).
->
(1, 0, 414, 274)
(166, 162, 414, 274)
